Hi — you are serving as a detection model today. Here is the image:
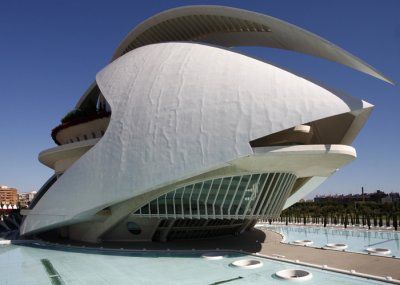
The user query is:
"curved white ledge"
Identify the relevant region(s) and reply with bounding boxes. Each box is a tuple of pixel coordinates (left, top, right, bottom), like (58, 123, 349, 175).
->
(39, 138, 99, 170)
(241, 144, 357, 178)
(253, 144, 357, 156)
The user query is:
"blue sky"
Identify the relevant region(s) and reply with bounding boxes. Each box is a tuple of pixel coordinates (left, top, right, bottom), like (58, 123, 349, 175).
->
(1, 0, 399, 197)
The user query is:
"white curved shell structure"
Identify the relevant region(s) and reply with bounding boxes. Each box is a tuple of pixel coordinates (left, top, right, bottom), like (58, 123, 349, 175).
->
(20, 6, 390, 243)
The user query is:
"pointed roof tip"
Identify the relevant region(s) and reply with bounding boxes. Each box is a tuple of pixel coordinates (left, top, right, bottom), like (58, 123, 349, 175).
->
(368, 73, 395, 85)
(383, 76, 396, 86)
(364, 65, 395, 85)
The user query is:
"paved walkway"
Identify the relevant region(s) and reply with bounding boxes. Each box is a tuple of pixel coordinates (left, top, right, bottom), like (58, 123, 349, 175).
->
(258, 229, 400, 280)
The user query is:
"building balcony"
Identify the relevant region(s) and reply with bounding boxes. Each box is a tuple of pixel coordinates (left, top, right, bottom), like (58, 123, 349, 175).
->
(51, 111, 111, 145)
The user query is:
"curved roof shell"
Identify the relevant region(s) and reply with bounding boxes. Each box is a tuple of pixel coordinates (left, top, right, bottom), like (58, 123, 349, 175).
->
(112, 5, 393, 84)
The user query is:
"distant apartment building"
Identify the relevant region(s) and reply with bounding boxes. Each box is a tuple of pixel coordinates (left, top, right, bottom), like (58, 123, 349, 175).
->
(18, 191, 37, 208)
(0, 186, 18, 206)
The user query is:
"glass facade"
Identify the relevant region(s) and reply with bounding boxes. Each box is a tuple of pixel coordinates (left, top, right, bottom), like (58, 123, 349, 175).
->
(134, 172, 296, 220)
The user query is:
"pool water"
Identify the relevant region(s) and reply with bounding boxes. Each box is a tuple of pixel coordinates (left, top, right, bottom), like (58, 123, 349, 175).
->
(0, 242, 391, 284)
(264, 225, 400, 257)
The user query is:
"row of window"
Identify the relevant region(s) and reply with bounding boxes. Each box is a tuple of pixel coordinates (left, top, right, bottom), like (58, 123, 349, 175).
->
(63, 130, 105, 145)
(134, 172, 297, 220)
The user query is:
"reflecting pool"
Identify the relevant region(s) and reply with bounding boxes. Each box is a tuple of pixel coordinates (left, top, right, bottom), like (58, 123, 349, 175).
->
(0, 241, 392, 284)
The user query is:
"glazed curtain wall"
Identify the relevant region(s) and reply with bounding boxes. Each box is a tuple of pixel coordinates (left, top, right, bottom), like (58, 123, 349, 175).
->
(134, 172, 296, 220)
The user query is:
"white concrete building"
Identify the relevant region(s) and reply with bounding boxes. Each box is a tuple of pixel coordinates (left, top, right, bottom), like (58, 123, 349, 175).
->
(20, 6, 392, 243)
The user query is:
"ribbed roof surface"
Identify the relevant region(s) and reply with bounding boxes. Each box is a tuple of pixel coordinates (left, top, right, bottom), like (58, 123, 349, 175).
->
(121, 14, 271, 56)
